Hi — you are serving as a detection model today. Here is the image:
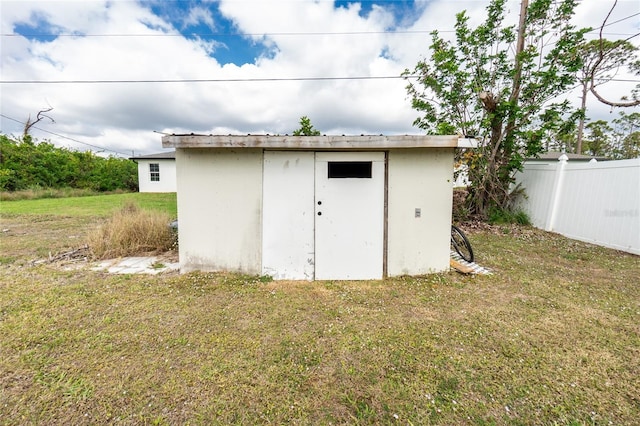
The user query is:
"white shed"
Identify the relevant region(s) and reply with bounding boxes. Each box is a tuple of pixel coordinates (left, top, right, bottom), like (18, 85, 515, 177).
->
(131, 151, 176, 193)
(162, 134, 466, 280)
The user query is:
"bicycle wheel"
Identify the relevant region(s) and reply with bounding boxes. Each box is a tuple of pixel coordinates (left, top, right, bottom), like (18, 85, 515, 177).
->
(451, 225, 474, 263)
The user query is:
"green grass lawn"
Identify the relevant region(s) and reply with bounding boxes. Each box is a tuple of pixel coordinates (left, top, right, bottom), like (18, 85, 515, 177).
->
(0, 192, 177, 218)
(0, 196, 638, 425)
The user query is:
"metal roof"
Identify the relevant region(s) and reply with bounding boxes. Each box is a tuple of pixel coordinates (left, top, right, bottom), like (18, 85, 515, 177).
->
(162, 134, 472, 150)
(130, 151, 176, 160)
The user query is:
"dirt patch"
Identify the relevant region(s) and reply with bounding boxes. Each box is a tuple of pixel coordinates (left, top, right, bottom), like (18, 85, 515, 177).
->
(459, 220, 540, 237)
(155, 250, 179, 264)
(0, 215, 97, 264)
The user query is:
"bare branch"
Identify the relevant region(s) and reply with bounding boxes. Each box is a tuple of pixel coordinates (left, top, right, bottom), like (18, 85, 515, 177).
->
(23, 107, 55, 138)
(590, 87, 640, 107)
(588, 0, 640, 108)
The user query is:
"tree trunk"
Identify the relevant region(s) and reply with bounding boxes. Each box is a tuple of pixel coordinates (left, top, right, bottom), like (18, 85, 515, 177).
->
(576, 85, 588, 154)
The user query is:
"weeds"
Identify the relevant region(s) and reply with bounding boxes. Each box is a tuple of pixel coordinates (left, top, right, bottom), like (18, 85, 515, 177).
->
(87, 201, 175, 259)
(0, 187, 122, 201)
(451, 188, 531, 225)
(488, 207, 532, 225)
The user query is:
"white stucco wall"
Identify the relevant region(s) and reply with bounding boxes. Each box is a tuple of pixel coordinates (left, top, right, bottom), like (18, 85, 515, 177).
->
(137, 159, 176, 192)
(387, 148, 454, 275)
(175, 146, 454, 278)
(175, 148, 263, 273)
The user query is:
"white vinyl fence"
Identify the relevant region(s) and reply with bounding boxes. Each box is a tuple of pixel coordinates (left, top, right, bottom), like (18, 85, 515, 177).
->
(515, 156, 640, 255)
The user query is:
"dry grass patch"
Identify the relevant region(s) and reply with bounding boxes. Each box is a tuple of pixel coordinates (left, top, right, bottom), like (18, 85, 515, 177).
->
(0, 188, 103, 201)
(87, 202, 175, 259)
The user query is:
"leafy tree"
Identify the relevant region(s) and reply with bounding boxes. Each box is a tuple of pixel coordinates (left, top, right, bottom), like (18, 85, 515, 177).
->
(584, 120, 612, 156)
(575, 39, 640, 153)
(583, 0, 640, 110)
(611, 111, 640, 159)
(620, 131, 640, 159)
(404, 0, 588, 218)
(537, 108, 579, 153)
(292, 116, 321, 136)
(565, 112, 640, 159)
(90, 156, 138, 191)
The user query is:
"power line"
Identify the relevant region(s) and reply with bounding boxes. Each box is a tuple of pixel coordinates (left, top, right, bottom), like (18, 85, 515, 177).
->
(1, 75, 638, 84)
(623, 32, 640, 42)
(1, 0, 638, 41)
(4, 9, 638, 39)
(0, 75, 416, 84)
(3, 28, 637, 38)
(1, 29, 441, 38)
(0, 114, 132, 157)
(601, 11, 640, 28)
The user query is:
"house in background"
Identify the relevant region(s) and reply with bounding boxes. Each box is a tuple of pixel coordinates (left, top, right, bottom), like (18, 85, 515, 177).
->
(162, 134, 474, 280)
(130, 151, 176, 192)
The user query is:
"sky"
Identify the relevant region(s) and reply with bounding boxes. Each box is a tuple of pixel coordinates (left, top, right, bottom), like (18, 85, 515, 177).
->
(1, 0, 638, 157)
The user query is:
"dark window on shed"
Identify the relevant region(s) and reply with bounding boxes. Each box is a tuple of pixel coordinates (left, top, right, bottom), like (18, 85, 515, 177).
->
(149, 163, 160, 182)
(328, 161, 372, 178)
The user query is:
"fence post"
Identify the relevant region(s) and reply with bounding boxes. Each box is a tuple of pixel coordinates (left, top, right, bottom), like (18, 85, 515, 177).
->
(545, 154, 568, 231)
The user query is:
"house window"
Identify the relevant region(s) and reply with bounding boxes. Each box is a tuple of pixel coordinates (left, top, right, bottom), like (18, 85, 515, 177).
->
(149, 163, 160, 182)
(328, 161, 372, 178)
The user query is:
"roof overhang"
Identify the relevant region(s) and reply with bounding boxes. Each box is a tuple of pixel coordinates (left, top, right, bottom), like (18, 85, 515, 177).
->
(162, 134, 469, 150)
(456, 138, 478, 149)
(130, 151, 176, 161)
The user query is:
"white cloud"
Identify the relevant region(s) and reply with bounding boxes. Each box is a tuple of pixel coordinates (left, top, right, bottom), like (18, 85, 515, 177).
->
(0, 0, 638, 155)
(182, 5, 216, 30)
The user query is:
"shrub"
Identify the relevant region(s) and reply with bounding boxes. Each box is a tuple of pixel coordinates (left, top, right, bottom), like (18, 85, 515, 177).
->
(87, 202, 176, 259)
(488, 207, 532, 225)
(0, 133, 138, 192)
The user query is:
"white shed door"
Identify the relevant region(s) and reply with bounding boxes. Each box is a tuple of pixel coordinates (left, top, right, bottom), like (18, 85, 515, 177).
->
(262, 151, 315, 280)
(314, 152, 385, 280)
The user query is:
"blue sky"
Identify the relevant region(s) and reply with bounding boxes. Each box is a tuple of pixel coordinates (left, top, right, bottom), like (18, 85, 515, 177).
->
(148, 0, 270, 66)
(149, 0, 420, 65)
(1, 0, 638, 156)
(10, 1, 420, 66)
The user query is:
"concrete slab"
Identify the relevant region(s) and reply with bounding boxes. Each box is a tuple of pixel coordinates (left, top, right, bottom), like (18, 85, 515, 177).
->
(91, 256, 179, 275)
